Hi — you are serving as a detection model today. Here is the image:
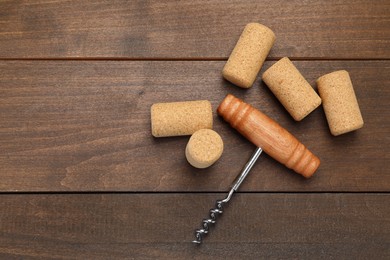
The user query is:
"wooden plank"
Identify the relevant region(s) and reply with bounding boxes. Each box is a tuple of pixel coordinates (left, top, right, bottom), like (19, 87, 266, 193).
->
(0, 193, 389, 259)
(0, 0, 389, 59)
(0, 60, 388, 192)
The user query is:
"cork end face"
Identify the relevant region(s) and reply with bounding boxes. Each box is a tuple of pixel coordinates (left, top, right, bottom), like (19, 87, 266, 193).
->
(292, 97, 322, 121)
(262, 57, 291, 79)
(150, 104, 159, 137)
(316, 70, 349, 85)
(246, 22, 276, 41)
(330, 120, 364, 136)
(222, 67, 253, 88)
(185, 129, 224, 169)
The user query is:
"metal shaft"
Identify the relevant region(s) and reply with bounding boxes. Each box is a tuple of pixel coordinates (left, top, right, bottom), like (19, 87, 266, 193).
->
(192, 147, 262, 244)
(231, 147, 263, 191)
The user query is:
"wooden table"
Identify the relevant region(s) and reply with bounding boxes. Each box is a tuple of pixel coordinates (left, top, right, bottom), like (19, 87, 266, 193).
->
(1, 1, 389, 258)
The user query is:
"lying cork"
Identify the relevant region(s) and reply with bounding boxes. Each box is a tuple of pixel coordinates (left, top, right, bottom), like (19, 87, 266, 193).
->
(262, 57, 322, 121)
(185, 129, 224, 168)
(151, 100, 212, 137)
(317, 70, 364, 136)
(223, 23, 275, 88)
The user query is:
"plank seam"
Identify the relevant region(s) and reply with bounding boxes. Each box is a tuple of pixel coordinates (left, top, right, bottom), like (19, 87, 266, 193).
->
(0, 191, 389, 195)
(0, 57, 389, 61)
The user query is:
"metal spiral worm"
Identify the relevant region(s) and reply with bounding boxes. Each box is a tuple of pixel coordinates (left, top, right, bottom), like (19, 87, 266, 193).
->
(192, 199, 226, 244)
(192, 148, 262, 244)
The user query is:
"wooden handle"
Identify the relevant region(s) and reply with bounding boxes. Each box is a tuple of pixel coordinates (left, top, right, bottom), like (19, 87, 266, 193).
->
(217, 94, 320, 178)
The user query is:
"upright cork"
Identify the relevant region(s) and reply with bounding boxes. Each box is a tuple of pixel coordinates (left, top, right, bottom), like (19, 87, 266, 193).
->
(262, 57, 322, 121)
(217, 94, 320, 178)
(186, 129, 224, 169)
(222, 23, 275, 88)
(317, 70, 364, 136)
(151, 100, 212, 137)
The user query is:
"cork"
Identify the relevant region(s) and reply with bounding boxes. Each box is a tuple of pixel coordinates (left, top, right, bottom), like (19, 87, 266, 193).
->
(222, 23, 275, 88)
(185, 129, 224, 168)
(262, 57, 322, 121)
(316, 70, 364, 136)
(151, 100, 212, 137)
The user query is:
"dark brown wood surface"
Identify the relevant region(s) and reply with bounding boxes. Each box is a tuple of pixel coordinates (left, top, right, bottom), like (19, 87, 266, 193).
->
(0, 0, 389, 59)
(1, 194, 389, 259)
(0, 60, 388, 192)
(0, 0, 389, 258)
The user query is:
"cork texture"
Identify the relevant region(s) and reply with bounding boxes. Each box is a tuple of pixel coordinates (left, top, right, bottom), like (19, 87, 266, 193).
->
(151, 100, 212, 137)
(185, 129, 224, 168)
(317, 70, 364, 136)
(262, 57, 322, 121)
(222, 23, 275, 88)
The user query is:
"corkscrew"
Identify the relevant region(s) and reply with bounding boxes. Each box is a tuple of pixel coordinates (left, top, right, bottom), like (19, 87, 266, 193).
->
(192, 94, 320, 244)
(192, 147, 263, 244)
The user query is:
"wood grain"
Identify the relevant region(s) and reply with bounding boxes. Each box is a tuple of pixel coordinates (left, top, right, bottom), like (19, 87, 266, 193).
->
(0, 60, 388, 192)
(0, 193, 389, 259)
(0, 0, 389, 59)
(0, 1, 388, 258)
